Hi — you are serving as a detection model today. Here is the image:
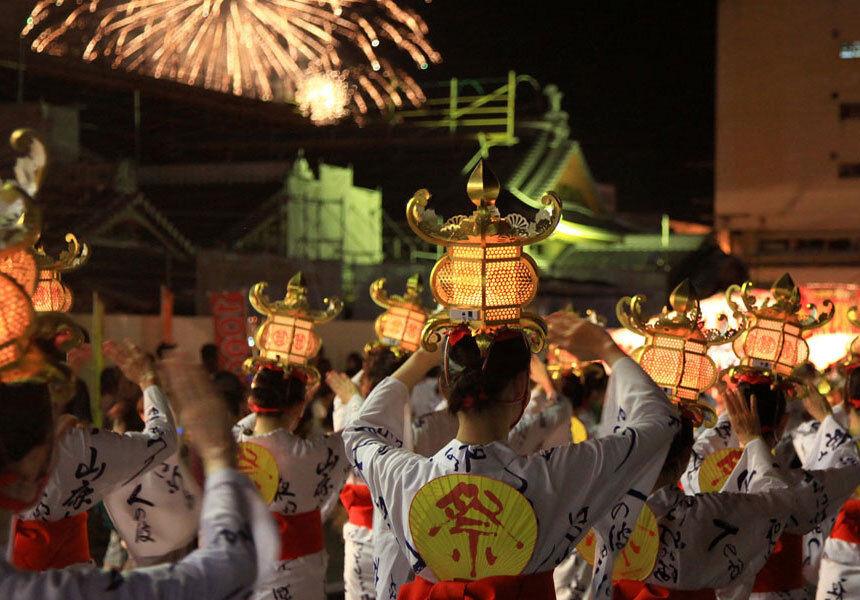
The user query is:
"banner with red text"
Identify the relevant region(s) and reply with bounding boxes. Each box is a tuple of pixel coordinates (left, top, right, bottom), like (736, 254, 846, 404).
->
(209, 291, 249, 374)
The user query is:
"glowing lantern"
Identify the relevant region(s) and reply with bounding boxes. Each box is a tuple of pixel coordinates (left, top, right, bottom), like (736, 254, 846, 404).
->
(369, 274, 430, 354)
(406, 161, 562, 353)
(244, 272, 343, 383)
(0, 273, 36, 372)
(617, 280, 744, 427)
(0, 129, 44, 258)
(727, 273, 833, 377)
(32, 233, 89, 313)
(0, 247, 39, 295)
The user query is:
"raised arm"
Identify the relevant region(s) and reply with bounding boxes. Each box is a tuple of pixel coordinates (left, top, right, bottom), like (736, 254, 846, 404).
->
(0, 355, 279, 600)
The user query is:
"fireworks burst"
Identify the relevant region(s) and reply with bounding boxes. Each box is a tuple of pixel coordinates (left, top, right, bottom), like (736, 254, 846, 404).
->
(23, 0, 441, 120)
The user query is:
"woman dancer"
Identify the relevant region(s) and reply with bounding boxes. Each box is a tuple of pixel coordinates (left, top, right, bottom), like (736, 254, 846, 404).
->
(342, 318, 680, 598)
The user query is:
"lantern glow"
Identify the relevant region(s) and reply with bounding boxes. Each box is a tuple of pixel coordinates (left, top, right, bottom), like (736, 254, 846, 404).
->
(0, 247, 39, 295)
(0, 273, 36, 371)
(245, 272, 342, 382)
(370, 274, 430, 354)
(32, 233, 90, 313)
(727, 273, 833, 376)
(407, 161, 562, 354)
(618, 280, 743, 427)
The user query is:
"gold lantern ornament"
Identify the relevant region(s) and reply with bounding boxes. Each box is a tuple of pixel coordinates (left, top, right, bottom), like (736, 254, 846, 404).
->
(617, 280, 744, 427)
(0, 129, 44, 257)
(32, 233, 90, 312)
(369, 273, 431, 355)
(726, 273, 833, 378)
(244, 272, 343, 384)
(406, 161, 562, 354)
(844, 306, 860, 362)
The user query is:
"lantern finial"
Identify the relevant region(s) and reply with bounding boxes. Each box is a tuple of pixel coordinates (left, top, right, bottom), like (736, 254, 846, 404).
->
(0, 128, 46, 257)
(407, 162, 561, 354)
(466, 160, 500, 207)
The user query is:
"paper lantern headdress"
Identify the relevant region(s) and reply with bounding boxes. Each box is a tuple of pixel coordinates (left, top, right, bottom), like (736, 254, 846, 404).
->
(726, 273, 833, 379)
(244, 272, 342, 384)
(0, 129, 85, 394)
(618, 280, 743, 426)
(369, 274, 431, 355)
(407, 161, 561, 355)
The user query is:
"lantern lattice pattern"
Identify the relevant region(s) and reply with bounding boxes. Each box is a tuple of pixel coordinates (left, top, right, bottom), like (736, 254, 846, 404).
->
(406, 161, 562, 353)
(727, 273, 832, 377)
(31, 233, 89, 313)
(371, 275, 431, 354)
(245, 272, 342, 381)
(619, 280, 742, 427)
(0, 273, 35, 370)
(0, 247, 39, 295)
(32, 275, 73, 312)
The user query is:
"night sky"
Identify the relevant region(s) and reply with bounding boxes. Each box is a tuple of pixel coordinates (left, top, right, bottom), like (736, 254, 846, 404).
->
(420, 1, 717, 223)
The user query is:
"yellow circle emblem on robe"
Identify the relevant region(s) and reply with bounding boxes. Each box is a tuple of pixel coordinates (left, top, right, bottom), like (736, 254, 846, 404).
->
(408, 474, 537, 581)
(237, 442, 279, 504)
(698, 447, 743, 493)
(570, 416, 589, 444)
(576, 504, 659, 582)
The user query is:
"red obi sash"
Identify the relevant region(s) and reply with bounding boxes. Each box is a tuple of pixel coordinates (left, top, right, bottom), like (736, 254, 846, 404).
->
(613, 581, 715, 600)
(12, 512, 90, 570)
(340, 483, 373, 529)
(830, 499, 860, 544)
(751, 532, 803, 593)
(398, 572, 555, 600)
(272, 509, 325, 560)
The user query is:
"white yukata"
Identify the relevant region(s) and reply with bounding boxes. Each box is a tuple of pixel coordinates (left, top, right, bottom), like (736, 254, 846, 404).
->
(333, 391, 377, 600)
(342, 357, 680, 595)
(234, 414, 350, 600)
(374, 399, 576, 600)
(680, 406, 858, 600)
(14, 384, 177, 570)
(103, 446, 203, 567)
(0, 467, 280, 599)
(627, 445, 860, 599)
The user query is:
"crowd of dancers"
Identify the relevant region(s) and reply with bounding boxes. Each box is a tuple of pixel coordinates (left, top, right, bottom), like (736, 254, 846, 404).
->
(1, 148, 860, 600)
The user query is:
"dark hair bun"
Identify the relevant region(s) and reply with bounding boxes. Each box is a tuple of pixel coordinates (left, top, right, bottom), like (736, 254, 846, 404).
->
(251, 367, 306, 414)
(444, 332, 530, 414)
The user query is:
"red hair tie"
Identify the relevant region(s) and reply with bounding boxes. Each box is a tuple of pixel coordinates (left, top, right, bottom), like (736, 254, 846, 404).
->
(737, 372, 774, 386)
(847, 397, 860, 410)
(447, 325, 472, 348)
(248, 400, 283, 414)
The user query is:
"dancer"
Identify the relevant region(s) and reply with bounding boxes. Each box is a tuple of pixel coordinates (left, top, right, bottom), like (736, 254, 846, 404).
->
(343, 318, 680, 598)
(12, 340, 179, 570)
(0, 356, 279, 598)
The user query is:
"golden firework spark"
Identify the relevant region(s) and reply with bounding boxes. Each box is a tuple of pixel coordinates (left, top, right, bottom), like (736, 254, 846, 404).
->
(23, 0, 441, 119)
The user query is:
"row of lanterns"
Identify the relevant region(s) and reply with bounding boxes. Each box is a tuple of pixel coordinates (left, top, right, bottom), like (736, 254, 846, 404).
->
(243, 160, 851, 430)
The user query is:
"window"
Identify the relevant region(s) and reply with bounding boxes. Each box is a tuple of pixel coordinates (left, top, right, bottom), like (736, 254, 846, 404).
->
(840, 41, 860, 59)
(838, 162, 860, 178)
(841, 103, 860, 119)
